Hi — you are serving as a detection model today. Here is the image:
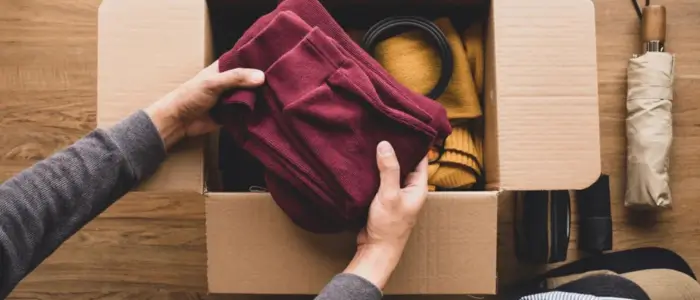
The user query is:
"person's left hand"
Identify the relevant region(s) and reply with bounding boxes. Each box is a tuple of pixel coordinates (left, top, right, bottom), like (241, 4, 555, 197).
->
(144, 60, 265, 149)
(343, 141, 429, 290)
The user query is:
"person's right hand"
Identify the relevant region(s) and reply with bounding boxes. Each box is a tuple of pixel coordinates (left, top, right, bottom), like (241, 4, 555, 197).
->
(144, 61, 264, 149)
(343, 141, 429, 290)
(359, 141, 428, 252)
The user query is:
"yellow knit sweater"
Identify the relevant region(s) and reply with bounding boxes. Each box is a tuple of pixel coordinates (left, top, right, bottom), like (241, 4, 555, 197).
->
(373, 18, 485, 190)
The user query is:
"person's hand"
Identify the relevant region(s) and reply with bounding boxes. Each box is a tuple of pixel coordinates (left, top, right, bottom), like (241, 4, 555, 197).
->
(144, 60, 265, 149)
(343, 141, 429, 290)
(360, 141, 429, 252)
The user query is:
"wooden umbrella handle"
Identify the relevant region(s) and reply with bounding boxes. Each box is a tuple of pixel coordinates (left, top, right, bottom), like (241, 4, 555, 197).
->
(642, 5, 666, 44)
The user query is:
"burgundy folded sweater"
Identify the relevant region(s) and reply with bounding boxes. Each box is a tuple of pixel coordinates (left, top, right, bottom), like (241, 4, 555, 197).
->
(215, 0, 451, 233)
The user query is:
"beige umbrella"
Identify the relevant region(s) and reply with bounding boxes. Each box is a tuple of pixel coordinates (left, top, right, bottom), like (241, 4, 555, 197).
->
(625, 3, 675, 209)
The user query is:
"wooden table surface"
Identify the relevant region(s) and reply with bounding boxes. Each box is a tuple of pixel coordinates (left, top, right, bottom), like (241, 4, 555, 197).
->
(1, 0, 699, 299)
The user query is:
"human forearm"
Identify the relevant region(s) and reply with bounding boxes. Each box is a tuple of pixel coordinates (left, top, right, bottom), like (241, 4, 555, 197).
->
(313, 244, 403, 300)
(315, 143, 426, 300)
(316, 273, 383, 300)
(144, 99, 187, 149)
(0, 110, 165, 298)
(343, 244, 403, 290)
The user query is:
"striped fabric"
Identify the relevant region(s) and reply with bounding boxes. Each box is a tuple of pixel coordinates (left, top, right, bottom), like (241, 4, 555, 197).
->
(520, 291, 632, 300)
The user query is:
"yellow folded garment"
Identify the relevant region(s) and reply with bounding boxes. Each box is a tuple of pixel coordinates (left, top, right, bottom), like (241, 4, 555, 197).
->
(462, 21, 484, 97)
(373, 17, 482, 120)
(372, 18, 486, 190)
(429, 21, 485, 190)
(427, 126, 483, 189)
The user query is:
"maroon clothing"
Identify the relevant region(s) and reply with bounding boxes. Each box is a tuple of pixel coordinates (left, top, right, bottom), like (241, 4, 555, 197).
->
(216, 0, 451, 233)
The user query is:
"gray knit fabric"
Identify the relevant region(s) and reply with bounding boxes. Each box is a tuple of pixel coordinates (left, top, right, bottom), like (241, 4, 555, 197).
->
(316, 273, 382, 300)
(0, 111, 165, 298)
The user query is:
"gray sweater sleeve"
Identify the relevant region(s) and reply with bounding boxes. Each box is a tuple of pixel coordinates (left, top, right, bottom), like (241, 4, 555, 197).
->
(0, 110, 165, 298)
(316, 273, 383, 300)
(0, 109, 383, 299)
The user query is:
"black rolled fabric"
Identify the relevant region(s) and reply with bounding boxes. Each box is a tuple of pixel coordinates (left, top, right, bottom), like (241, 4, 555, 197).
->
(549, 191, 571, 263)
(515, 190, 571, 264)
(543, 247, 696, 280)
(576, 174, 613, 253)
(503, 247, 696, 300)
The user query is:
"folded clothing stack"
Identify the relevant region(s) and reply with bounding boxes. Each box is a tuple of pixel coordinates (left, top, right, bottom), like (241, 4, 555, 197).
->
(372, 17, 485, 190)
(213, 0, 452, 233)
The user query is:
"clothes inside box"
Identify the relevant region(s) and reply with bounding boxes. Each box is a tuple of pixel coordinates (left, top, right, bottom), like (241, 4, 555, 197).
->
(213, 1, 488, 194)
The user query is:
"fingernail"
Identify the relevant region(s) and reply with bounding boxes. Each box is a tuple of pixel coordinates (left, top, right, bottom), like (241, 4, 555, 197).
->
(378, 141, 394, 157)
(249, 70, 265, 82)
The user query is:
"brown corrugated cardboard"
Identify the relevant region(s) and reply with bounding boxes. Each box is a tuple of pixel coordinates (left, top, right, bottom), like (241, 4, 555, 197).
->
(97, 0, 600, 296)
(488, 0, 600, 191)
(97, 0, 211, 193)
(206, 192, 499, 295)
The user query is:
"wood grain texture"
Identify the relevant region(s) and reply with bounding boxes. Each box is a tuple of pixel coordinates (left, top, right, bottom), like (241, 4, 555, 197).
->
(1, 0, 700, 299)
(13, 192, 208, 296)
(0, 0, 98, 176)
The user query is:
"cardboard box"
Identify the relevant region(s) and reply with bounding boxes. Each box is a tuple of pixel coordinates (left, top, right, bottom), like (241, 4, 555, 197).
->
(97, 0, 600, 296)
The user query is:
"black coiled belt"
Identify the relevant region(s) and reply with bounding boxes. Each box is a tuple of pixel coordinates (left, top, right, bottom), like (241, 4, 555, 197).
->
(361, 16, 454, 100)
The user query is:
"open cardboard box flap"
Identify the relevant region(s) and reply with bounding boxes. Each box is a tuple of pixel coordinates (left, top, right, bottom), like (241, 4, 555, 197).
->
(97, 0, 599, 295)
(98, 0, 600, 194)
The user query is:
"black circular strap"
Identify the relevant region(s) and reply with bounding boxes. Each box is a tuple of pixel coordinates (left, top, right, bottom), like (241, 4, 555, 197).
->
(361, 16, 454, 100)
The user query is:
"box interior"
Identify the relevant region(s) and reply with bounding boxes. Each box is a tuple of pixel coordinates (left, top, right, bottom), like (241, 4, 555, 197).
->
(200, 2, 500, 295)
(204, 0, 493, 194)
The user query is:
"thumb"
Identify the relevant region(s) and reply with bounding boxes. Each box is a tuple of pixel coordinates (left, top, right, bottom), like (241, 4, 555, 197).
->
(207, 68, 265, 92)
(376, 141, 401, 202)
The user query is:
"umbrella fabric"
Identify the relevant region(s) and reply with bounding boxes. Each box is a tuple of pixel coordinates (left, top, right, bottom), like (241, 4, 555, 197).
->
(625, 52, 675, 208)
